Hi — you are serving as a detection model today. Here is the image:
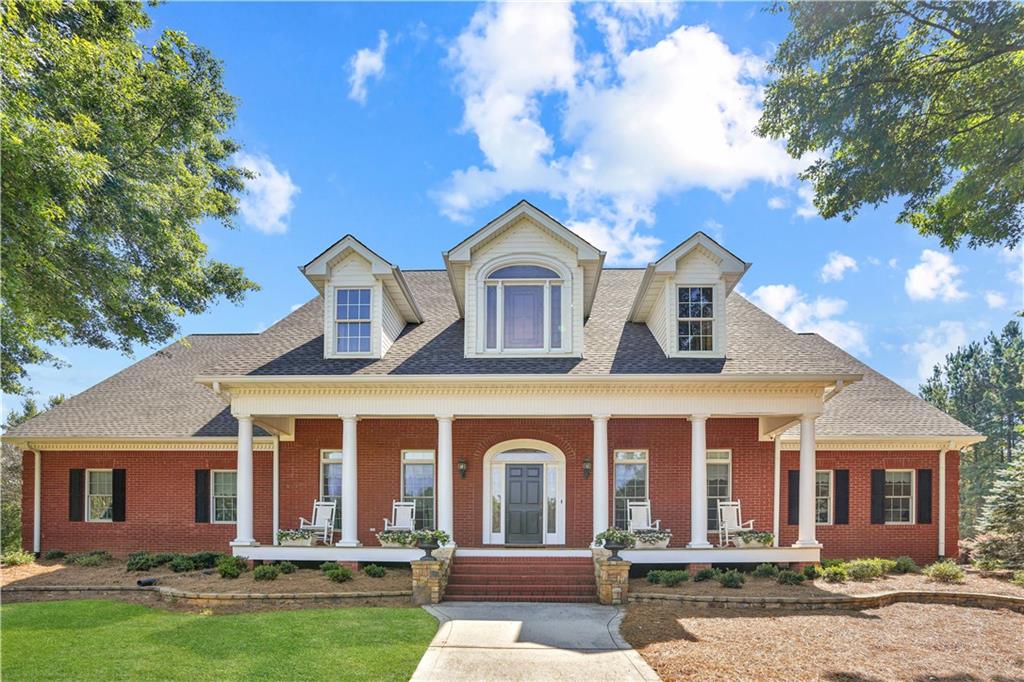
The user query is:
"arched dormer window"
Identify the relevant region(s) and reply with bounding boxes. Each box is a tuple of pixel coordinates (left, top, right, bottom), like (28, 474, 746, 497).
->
(483, 262, 567, 352)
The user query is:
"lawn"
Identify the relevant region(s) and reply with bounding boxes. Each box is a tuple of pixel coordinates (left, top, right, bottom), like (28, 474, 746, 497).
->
(1, 599, 437, 681)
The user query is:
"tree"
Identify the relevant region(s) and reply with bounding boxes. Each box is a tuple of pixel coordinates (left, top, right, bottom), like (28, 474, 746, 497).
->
(1, 1, 258, 395)
(920, 319, 1024, 535)
(758, 2, 1024, 250)
(1, 395, 65, 552)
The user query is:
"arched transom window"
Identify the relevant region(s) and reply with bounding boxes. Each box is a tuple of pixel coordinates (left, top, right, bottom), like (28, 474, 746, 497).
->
(484, 264, 566, 352)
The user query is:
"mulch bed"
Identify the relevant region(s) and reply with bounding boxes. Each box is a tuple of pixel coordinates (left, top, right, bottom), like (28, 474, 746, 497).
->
(631, 571, 1024, 598)
(621, 600, 1024, 681)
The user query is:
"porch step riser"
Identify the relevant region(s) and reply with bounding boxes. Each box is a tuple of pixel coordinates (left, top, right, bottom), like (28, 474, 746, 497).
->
(447, 585, 597, 596)
(448, 567, 594, 576)
(446, 556, 597, 603)
(448, 577, 595, 586)
(445, 595, 598, 603)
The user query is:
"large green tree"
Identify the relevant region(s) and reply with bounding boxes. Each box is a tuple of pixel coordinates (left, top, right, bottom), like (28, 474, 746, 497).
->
(758, 2, 1024, 250)
(920, 319, 1024, 535)
(1, 1, 257, 395)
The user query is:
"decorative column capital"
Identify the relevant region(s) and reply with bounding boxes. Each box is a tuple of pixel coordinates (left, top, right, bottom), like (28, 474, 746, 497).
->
(233, 413, 252, 422)
(591, 414, 611, 423)
(435, 414, 454, 422)
(339, 414, 359, 423)
(688, 414, 710, 422)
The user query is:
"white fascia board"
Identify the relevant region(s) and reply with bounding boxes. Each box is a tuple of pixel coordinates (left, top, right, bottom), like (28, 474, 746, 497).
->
(652, 231, 749, 277)
(776, 434, 986, 450)
(627, 265, 657, 322)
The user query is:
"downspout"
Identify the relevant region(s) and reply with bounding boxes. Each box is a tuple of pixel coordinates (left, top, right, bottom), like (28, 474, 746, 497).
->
(772, 437, 781, 547)
(272, 435, 280, 546)
(32, 449, 41, 555)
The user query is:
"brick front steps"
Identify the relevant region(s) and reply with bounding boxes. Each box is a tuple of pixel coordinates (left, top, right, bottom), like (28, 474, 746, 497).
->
(445, 556, 597, 603)
(630, 589, 1024, 613)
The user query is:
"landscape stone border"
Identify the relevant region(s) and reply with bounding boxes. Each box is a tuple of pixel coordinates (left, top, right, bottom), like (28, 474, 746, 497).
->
(3, 584, 412, 602)
(630, 589, 1024, 613)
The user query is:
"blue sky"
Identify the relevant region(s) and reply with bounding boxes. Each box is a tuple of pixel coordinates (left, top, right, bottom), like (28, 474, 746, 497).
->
(8, 1, 1022, 412)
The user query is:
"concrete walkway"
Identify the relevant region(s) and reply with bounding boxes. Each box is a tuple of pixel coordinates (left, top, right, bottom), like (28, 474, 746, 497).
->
(411, 602, 660, 681)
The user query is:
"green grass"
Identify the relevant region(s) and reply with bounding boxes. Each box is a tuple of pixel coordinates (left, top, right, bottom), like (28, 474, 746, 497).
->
(1, 599, 437, 681)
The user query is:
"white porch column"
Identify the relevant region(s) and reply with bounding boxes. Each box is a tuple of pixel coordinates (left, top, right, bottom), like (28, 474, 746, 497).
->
(772, 437, 781, 548)
(793, 414, 821, 547)
(337, 415, 360, 547)
(591, 415, 610, 542)
(232, 416, 256, 546)
(436, 415, 454, 543)
(688, 415, 712, 548)
(272, 436, 280, 546)
(32, 450, 41, 555)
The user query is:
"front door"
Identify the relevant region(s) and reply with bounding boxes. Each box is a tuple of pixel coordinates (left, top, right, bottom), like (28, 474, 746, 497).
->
(505, 464, 543, 544)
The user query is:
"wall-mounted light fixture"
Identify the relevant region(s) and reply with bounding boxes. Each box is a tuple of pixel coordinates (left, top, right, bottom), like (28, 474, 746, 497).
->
(583, 458, 592, 479)
(458, 459, 467, 478)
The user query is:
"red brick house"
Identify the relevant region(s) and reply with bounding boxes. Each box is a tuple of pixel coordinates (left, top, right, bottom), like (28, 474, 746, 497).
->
(7, 201, 980, 575)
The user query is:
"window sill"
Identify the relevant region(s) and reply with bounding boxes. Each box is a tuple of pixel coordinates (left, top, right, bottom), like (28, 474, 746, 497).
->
(85, 519, 113, 524)
(468, 351, 580, 359)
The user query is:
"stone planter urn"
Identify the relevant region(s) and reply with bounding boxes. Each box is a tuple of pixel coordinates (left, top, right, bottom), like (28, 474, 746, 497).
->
(603, 540, 626, 561)
(418, 538, 440, 562)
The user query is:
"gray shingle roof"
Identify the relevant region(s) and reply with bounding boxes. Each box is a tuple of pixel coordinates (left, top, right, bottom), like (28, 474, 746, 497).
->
(5, 269, 977, 442)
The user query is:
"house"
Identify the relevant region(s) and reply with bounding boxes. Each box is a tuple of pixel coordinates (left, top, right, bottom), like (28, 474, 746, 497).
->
(8, 201, 980, 582)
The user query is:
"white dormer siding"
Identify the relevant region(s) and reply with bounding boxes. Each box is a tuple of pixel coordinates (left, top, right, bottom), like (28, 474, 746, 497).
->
(628, 232, 749, 360)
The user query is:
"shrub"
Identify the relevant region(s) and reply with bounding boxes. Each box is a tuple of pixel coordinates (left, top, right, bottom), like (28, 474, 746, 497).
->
(253, 564, 280, 582)
(363, 564, 387, 578)
(845, 558, 884, 580)
(877, 558, 898, 574)
(802, 564, 821, 580)
(974, 557, 1004, 570)
(126, 551, 176, 572)
(189, 552, 223, 569)
(67, 550, 111, 567)
(646, 569, 666, 583)
(277, 561, 297, 574)
(1012, 570, 1024, 586)
(217, 555, 248, 579)
(777, 570, 806, 586)
(693, 567, 720, 582)
(320, 561, 339, 574)
(169, 555, 195, 573)
(821, 558, 846, 569)
(923, 560, 965, 584)
(972, 532, 1024, 569)
(716, 569, 745, 589)
(326, 566, 353, 583)
(752, 563, 779, 578)
(892, 556, 920, 574)
(1, 549, 35, 566)
(821, 565, 847, 583)
(43, 550, 66, 561)
(658, 570, 690, 587)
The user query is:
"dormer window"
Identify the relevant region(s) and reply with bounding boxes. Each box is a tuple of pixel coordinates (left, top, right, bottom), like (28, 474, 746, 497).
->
(677, 286, 715, 352)
(484, 264, 565, 352)
(335, 288, 372, 353)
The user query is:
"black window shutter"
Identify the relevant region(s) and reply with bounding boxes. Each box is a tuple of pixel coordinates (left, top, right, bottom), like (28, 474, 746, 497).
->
(69, 469, 85, 521)
(111, 469, 126, 522)
(834, 469, 849, 525)
(917, 469, 933, 524)
(870, 469, 885, 524)
(787, 470, 799, 525)
(195, 469, 211, 523)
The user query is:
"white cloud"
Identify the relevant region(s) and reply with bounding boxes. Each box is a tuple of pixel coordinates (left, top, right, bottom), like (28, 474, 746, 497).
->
(820, 251, 858, 282)
(767, 196, 787, 210)
(348, 30, 388, 105)
(888, 258, 899, 269)
(588, 1, 679, 59)
(795, 183, 818, 219)
(903, 321, 968, 383)
(702, 218, 724, 243)
(1000, 246, 1023, 285)
(234, 152, 300, 234)
(905, 249, 967, 301)
(747, 284, 869, 356)
(866, 256, 881, 266)
(438, 4, 806, 264)
(985, 291, 1007, 309)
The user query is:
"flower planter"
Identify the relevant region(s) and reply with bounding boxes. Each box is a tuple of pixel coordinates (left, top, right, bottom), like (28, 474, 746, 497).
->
(635, 537, 671, 549)
(734, 536, 772, 548)
(279, 536, 317, 547)
(378, 540, 417, 549)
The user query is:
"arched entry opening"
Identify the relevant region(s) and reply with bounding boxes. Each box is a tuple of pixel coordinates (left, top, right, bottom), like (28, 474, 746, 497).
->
(481, 439, 566, 545)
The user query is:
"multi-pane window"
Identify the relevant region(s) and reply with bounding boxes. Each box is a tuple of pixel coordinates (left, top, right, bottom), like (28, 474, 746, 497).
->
(815, 470, 832, 524)
(706, 450, 731, 531)
(402, 451, 435, 530)
(212, 470, 237, 523)
(884, 470, 914, 524)
(335, 288, 371, 353)
(86, 470, 113, 522)
(678, 286, 714, 352)
(614, 450, 648, 529)
(321, 451, 344, 529)
(484, 265, 565, 352)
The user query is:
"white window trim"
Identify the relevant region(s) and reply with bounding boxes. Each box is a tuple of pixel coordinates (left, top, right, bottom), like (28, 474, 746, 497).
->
(815, 469, 833, 526)
(473, 255, 575, 358)
(613, 449, 649, 529)
(319, 449, 344, 528)
(666, 281, 726, 359)
(85, 468, 114, 523)
(706, 449, 732, 531)
(210, 469, 237, 525)
(400, 450, 436, 530)
(481, 440, 566, 546)
(676, 284, 715, 354)
(323, 281, 383, 360)
(884, 469, 916, 525)
(333, 286, 373, 356)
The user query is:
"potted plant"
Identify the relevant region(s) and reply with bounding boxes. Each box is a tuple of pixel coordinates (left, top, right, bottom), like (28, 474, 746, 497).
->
(633, 528, 672, 549)
(277, 528, 319, 546)
(376, 529, 418, 548)
(734, 530, 773, 548)
(413, 529, 451, 561)
(595, 528, 636, 561)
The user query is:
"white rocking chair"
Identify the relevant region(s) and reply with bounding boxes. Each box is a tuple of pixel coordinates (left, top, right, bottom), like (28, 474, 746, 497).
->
(716, 500, 754, 547)
(299, 500, 337, 544)
(627, 500, 661, 532)
(383, 500, 416, 531)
